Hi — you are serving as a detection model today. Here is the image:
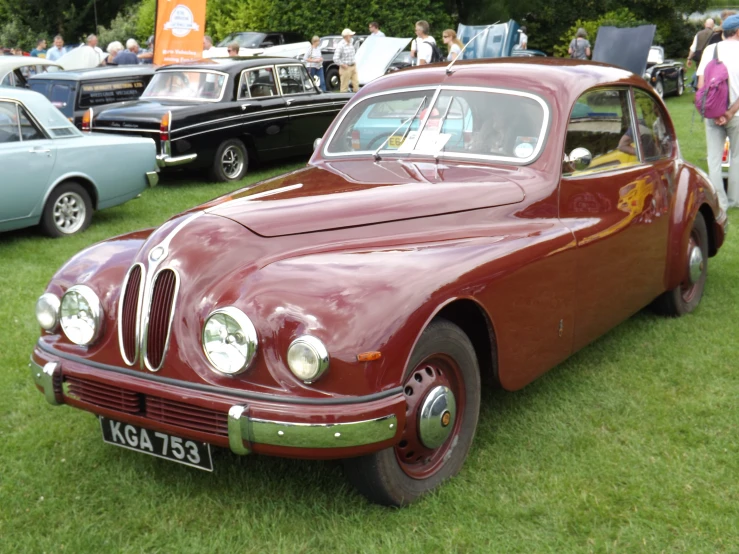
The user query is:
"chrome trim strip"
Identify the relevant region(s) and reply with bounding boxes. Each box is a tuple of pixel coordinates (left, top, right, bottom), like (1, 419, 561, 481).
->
(142, 267, 180, 372)
(33, 344, 405, 405)
(92, 127, 159, 134)
(117, 263, 146, 367)
(321, 84, 551, 165)
(156, 153, 197, 167)
(226, 410, 398, 452)
(30, 361, 62, 406)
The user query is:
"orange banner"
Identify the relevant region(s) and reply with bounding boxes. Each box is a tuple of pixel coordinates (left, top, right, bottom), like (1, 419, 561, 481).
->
(153, 0, 207, 65)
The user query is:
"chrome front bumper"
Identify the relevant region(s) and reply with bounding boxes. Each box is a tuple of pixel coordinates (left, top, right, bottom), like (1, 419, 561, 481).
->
(31, 360, 398, 454)
(226, 405, 397, 455)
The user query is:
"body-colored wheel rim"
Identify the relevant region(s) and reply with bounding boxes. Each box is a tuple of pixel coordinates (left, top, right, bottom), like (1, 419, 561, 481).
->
(221, 146, 244, 179)
(681, 230, 704, 303)
(396, 353, 465, 480)
(53, 191, 86, 234)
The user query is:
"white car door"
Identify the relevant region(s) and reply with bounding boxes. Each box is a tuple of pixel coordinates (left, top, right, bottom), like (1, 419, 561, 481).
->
(0, 100, 57, 224)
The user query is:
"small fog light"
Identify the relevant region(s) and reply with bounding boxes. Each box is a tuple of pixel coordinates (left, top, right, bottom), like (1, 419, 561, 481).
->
(36, 293, 61, 331)
(287, 336, 329, 383)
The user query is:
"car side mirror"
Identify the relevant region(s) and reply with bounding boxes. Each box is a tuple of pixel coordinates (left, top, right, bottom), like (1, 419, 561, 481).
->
(567, 147, 592, 171)
(313, 138, 322, 151)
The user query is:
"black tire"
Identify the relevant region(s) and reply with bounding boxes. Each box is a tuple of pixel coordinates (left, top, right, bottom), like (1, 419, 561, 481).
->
(652, 212, 708, 317)
(40, 181, 93, 237)
(676, 73, 684, 97)
(210, 139, 248, 182)
(326, 67, 340, 92)
(344, 318, 481, 506)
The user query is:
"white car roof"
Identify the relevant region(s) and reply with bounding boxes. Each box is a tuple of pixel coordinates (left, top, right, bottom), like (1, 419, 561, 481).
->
(0, 56, 63, 71)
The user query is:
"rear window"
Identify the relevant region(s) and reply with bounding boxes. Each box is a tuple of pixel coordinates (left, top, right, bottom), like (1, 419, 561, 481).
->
(29, 81, 75, 118)
(79, 79, 148, 108)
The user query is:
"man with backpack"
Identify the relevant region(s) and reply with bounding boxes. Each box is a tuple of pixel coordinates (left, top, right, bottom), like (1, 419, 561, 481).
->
(410, 20, 443, 65)
(697, 14, 739, 210)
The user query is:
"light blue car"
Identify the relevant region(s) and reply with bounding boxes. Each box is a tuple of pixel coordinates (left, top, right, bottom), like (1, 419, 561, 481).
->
(0, 88, 158, 237)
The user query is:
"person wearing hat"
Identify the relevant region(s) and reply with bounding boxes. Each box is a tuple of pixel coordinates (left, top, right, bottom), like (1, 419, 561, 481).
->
(138, 35, 155, 64)
(515, 26, 528, 50)
(335, 28, 359, 93)
(697, 13, 739, 210)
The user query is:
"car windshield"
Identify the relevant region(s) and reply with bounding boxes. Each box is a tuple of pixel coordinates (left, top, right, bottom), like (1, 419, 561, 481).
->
(142, 71, 226, 101)
(319, 37, 342, 50)
(217, 33, 266, 48)
(325, 87, 548, 163)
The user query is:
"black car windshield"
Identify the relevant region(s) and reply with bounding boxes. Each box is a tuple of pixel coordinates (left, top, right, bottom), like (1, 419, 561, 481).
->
(217, 33, 266, 48)
(142, 71, 226, 101)
(325, 87, 548, 164)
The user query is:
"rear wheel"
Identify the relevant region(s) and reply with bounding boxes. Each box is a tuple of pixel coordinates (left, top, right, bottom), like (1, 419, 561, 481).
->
(40, 182, 93, 237)
(343, 319, 481, 506)
(653, 212, 708, 316)
(326, 67, 340, 92)
(210, 139, 248, 182)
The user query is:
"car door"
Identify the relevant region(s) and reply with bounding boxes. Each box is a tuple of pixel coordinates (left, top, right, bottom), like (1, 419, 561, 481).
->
(237, 66, 290, 157)
(0, 100, 57, 225)
(558, 87, 669, 351)
(276, 63, 338, 151)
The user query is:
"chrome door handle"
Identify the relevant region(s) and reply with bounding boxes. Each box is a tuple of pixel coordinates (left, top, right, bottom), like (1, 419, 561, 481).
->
(286, 99, 294, 106)
(241, 103, 252, 111)
(29, 148, 51, 154)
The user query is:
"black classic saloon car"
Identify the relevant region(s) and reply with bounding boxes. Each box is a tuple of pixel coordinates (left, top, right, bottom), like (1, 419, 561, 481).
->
(88, 58, 352, 181)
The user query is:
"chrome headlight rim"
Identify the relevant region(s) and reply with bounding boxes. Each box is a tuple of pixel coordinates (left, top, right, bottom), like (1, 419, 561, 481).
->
(202, 306, 258, 376)
(60, 285, 102, 346)
(287, 335, 330, 384)
(36, 292, 61, 332)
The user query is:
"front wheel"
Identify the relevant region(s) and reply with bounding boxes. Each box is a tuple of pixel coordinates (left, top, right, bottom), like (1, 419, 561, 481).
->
(210, 139, 248, 182)
(676, 73, 684, 97)
(655, 78, 664, 99)
(652, 212, 708, 316)
(40, 182, 93, 237)
(343, 319, 481, 506)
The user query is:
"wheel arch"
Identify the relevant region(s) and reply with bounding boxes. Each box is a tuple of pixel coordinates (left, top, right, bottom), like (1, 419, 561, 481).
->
(699, 202, 718, 257)
(44, 174, 99, 211)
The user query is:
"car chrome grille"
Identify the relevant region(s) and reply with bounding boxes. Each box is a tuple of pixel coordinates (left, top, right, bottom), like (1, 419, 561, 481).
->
(144, 269, 178, 371)
(63, 376, 228, 437)
(119, 264, 143, 365)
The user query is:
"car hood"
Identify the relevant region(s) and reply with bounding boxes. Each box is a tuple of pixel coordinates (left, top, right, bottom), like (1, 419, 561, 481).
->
(356, 36, 413, 85)
(592, 25, 657, 76)
(203, 159, 526, 237)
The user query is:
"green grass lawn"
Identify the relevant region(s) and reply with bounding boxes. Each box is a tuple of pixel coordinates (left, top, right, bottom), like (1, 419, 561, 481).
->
(2, 91, 738, 552)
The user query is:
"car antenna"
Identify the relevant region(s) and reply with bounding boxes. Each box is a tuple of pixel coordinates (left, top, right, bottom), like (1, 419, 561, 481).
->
(446, 22, 499, 76)
(373, 96, 427, 162)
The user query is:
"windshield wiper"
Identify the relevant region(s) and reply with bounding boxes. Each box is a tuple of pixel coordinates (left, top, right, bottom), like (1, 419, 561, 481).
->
(373, 95, 427, 161)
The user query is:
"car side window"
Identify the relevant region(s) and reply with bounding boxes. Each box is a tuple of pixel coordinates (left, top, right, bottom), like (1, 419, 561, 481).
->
(563, 88, 638, 175)
(239, 67, 278, 99)
(632, 89, 674, 161)
(277, 65, 315, 95)
(0, 101, 20, 143)
(18, 107, 45, 141)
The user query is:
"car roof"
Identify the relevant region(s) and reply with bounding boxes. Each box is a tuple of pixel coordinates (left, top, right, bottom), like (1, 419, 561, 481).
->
(27, 65, 156, 81)
(159, 56, 307, 75)
(0, 57, 63, 71)
(366, 58, 648, 105)
(0, 87, 79, 130)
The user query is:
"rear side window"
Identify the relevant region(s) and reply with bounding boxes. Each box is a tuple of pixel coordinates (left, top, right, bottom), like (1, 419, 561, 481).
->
(78, 79, 148, 108)
(29, 81, 76, 118)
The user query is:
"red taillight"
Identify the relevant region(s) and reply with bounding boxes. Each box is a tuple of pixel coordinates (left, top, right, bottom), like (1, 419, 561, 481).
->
(160, 111, 171, 142)
(81, 108, 92, 132)
(723, 139, 730, 163)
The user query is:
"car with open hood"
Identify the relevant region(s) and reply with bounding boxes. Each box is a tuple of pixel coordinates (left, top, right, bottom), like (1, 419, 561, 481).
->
(87, 57, 352, 181)
(30, 58, 727, 505)
(643, 46, 685, 98)
(0, 57, 63, 88)
(1, 88, 158, 236)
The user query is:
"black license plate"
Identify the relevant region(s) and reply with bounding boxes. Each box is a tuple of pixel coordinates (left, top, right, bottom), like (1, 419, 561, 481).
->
(99, 416, 213, 471)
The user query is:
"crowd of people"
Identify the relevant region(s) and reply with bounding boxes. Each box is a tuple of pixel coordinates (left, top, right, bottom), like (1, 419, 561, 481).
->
(1, 33, 154, 66)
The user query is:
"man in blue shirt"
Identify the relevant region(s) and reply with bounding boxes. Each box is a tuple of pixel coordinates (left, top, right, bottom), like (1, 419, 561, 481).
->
(114, 39, 140, 65)
(30, 39, 47, 58)
(46, 35, 65, 61)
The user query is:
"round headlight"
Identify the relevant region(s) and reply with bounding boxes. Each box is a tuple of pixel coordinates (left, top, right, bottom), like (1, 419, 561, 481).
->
(59, 285, 102, 346)
(202, 307, 257, 375)
(287, 336, 329, 383)
(36, 293, 61, 331)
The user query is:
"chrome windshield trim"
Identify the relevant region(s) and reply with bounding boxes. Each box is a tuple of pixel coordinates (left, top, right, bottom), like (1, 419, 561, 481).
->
(117, 262, 146, 367)
(322, 84, 551, 165)
(141, 69, 230, 103)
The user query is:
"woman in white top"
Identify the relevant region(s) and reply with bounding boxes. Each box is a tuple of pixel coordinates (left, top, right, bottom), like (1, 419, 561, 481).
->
(304, 36, 326, 91)
(443, 29, 463, 61)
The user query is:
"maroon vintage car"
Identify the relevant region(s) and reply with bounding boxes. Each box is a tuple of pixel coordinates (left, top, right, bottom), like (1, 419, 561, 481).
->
(31, 58, 727, 506)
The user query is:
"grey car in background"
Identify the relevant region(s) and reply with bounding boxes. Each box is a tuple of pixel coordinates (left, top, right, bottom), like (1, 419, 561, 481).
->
(0, 88, 158, 237)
